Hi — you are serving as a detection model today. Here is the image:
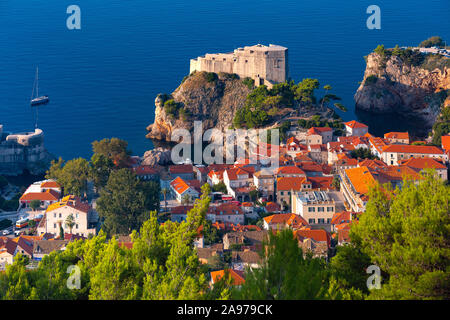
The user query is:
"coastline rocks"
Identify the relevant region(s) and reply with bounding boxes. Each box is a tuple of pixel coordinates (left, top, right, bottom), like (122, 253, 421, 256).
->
(354, 52, 450, 128)
(146, 71, 251, 141)
(141, 147, 172, 166)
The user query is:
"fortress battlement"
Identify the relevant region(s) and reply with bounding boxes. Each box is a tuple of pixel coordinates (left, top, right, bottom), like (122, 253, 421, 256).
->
(0, 124, 51, 175)
(190, 44, 289, 88)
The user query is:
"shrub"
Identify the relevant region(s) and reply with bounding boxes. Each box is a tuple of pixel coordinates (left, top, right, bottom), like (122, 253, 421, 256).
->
(419, 36, 444, 48)
(163, 99, 180, 118)
(365, 75, 378, 85)
(242, 77, 255, 89)
(205, 72, 218, 83)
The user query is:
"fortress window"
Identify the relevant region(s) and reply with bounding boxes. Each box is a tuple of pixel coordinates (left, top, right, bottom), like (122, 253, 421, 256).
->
(250, 50, 254, 54)
(245, 60, 248, 63)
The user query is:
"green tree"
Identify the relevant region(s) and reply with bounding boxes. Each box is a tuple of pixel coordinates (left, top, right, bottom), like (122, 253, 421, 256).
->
(295, 78, 319, 106)
(203, 220, 221, 245)
(212, 182, 228, 194)
(329, 244, 371, 294)
(46, 157, 90, 197)
(96, 169, 146, 236)
(65, 214, 75, 234)
(350, 172, 450, 299)
(234, 229, 329, 299)
(161, 188, 169, 212)
(182, 193, 192, 205)
(92, 138, 131, 168)
(29, 199, 41, 211)
(89, 153, 113, 190)
(419, 36, 444, 48)
(89, 238, 141, 299)
(331, 176, 340, 191)
(350, 148, 378, 160)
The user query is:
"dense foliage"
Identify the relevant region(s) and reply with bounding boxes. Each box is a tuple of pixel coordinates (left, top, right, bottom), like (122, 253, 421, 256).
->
(349, 148, 379, 160)
(96, 169, 160, 236)
(233, 79, 344, 129)
(350, 172, 450, 299)
(432, 102, 450, 146)
(419, 36, 445, 48)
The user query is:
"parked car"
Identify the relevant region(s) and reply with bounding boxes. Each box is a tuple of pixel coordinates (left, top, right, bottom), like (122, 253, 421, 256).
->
(2, 229, 10, 235)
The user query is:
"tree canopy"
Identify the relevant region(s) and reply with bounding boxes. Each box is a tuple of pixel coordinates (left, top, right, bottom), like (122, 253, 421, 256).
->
(350, 172, 450, 299)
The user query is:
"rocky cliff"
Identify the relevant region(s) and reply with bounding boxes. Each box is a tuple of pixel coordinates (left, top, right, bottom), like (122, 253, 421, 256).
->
(146, 71, 252, 141)
(355, 50, 450, 128)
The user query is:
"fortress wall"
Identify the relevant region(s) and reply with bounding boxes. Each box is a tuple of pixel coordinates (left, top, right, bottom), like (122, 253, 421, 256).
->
(189, 44, 288, 86)
(6, 129, 44, 147)
(0, 127, 48, 174)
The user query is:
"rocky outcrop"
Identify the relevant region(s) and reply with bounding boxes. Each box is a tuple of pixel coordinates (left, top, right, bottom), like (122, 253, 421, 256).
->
(146, 71, 252, 141)
(355, 52, 450, 128)
(141, 148, 172, 166)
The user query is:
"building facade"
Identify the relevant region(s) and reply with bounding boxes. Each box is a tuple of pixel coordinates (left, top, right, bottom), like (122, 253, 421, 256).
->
(190, 44, 288, 88)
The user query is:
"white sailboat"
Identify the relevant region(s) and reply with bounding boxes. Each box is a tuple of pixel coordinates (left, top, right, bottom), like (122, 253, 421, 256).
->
(30, 67, 49, 106)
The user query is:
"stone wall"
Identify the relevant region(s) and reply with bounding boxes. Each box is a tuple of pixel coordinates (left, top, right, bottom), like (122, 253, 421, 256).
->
(190, 44, 288, 87)
(0, 126, 53, 175)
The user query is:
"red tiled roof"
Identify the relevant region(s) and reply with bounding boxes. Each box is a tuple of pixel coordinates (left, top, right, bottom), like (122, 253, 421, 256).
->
(384, 132, 409, 140)
(40, 181, 61, 189)
(263, 213, 309, 229)
(170, 177, 194, 195)
(171, 205, 194, 215)
(169, 164, 193, 174)
(358, 159, 387, 170)
(307, 127, 332, 135)
(442, 135, 450, 151)
(208, 203, 243, 216)
(344, 166, 377, 195)
(265, 202, 281, 212)
(308, 176, 334, 190)
(20, 189, 60, 202)
(225, 168, 250, 181)
(294, 229, 331, 247)
(331, 211, 352, 225)
(276, 166, 306, 175)
(400, 157, 446, 170)
(16, 237, 34, 256)
(382, 144, 444, 155)
(276, 177, 309, 191)
(46, 195, 91, 213)
(345, 120, 368, 129)
(211, 269, 245, 286)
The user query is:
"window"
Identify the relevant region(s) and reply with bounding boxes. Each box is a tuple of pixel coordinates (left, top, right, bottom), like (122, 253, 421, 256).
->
(54, 224, 56, 229)
(59, 213, 62, 218)
(318, 218, 325, 224)
(327, 207, 334, 212)
(280, 191, 284, 195)
(318, 207, 324, 212)
(76, 224, 79, 229)
(54, 213, 56, 218)
(327, 218, 332, 224)
(308, 207, 315, 212)
(308, 218, 315, 224)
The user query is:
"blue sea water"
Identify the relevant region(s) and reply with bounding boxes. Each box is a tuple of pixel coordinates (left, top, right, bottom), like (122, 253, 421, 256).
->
(0, 0, 449, 160)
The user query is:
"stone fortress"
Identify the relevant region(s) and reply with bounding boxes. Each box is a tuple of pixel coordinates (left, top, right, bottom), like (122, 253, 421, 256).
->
(190, 44, 289, 88)
(0, 124, 53, 175)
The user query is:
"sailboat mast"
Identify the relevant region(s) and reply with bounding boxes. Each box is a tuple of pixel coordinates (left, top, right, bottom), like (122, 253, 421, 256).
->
(36, 67, 39, 97)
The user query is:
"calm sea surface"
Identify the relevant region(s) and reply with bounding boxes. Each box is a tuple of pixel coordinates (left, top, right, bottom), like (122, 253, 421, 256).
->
(0, 0, 449, 159)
